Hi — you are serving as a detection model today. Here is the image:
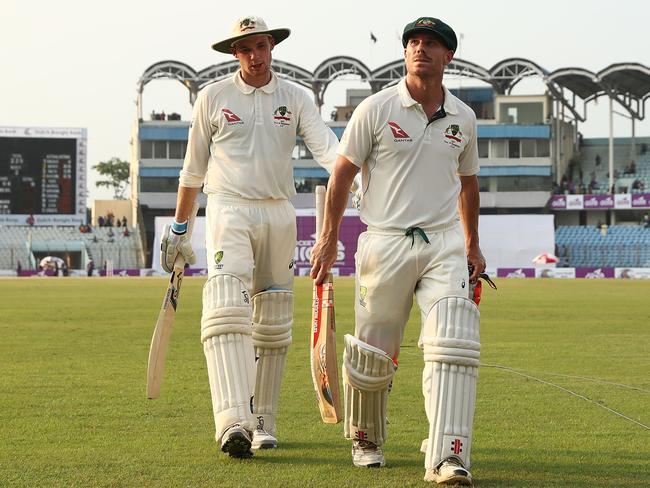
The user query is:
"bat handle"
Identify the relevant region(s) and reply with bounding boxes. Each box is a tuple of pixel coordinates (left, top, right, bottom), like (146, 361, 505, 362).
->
(315, 185, 326, 241)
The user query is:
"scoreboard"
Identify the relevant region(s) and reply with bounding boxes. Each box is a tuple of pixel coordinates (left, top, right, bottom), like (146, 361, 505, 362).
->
(0, 127, 86, 225)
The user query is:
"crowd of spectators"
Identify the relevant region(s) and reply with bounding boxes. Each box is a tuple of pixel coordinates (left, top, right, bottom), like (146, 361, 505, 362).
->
(97, 212, 128, 228)
(150, 110, 181, 121)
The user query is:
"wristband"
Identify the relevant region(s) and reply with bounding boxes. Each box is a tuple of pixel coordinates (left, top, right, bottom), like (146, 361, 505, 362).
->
(171, 220, 188, 234)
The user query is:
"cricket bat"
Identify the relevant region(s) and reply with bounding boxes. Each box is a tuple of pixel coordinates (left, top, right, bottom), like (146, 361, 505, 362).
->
(310, 185, 342, 423)
(146, 201, 199, 399)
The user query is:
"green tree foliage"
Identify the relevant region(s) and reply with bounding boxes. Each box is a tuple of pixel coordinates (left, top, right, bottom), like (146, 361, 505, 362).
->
(92, 157, 130, 199)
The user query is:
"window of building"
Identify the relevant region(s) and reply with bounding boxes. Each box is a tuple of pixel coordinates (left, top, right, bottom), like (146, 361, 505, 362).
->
(140, 141, 153, 159)
(153, 141, 167, 159)
(536, 139, 550, 157)
(169, 141, 186, 159)
(491, 140, 506, 158)
(521, 139, 536, 157)
(508, 139, 520, 158)
(140, 177, 178, 192)
(478, 139, 489, 158)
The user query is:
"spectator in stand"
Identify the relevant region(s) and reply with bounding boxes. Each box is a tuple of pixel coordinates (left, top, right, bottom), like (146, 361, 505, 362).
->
(87, 259, 94, 277)
(98, 216, 105, 227)
(116, 218, 121, 228)
(123, 227, 130, 237)
(92, 234, 98, 243)
(108, 227, 115, 238)
(121, 216, 127, 227)
(16, 260, 22, 276)
(630, 161, 636, 174)
(26, 214, 35, 226)
(107, 212, 115, 227)
(642, 212, 650, 228)
(595, 154, 601, 166)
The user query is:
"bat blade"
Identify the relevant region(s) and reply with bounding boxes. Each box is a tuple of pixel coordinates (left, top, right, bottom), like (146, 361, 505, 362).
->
(146, 266, 184, 399)
(311, 273, 342, 423)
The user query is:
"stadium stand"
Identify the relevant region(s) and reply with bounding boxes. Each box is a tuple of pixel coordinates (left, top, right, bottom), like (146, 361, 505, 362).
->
(0, 226, 143, 270)
(556, 225, 650, 267)
(576, 141, 649, 195)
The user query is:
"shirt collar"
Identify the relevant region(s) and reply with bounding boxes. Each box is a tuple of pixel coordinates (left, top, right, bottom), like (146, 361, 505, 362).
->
(233, 69, 278, 94)
(397, 78, 458, 115)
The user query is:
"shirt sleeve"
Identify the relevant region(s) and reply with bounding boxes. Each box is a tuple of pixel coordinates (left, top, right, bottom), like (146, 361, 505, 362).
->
(179, 88, 212, 188)
(337, 98, 375, 168)
(296, 90, 338, 174)
(458, 110, 480, 176)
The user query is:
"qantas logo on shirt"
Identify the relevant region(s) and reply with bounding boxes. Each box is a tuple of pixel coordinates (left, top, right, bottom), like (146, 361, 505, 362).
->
(388, 121, 412, 142)
(222, 108, 244, 125)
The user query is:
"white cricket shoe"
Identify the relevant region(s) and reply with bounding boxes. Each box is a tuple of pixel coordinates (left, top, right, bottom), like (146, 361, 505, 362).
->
(424, 457, 473, 485)
(220, 424, 253, 458)
(251, 416, 277, 449)
(352, 440, 385, 468)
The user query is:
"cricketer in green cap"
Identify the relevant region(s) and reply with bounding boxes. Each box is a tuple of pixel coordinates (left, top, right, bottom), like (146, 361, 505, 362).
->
(402, 17, 457, 52)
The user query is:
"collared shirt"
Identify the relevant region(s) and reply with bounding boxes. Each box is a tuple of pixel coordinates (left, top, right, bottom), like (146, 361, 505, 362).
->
(179, 70, 338, 200)
(338, 78, 479, 230)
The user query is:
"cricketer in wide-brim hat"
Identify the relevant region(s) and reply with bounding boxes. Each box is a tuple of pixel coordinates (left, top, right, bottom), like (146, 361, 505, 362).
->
(212, 15, 291, 53)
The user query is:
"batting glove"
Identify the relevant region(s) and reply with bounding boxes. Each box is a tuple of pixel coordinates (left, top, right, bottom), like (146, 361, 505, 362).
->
(351, 173, 363, 211)
(160, 220, 196, 273)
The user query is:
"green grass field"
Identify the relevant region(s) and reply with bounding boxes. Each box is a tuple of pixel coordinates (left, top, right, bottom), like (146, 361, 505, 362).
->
(1, 277, 649, 487)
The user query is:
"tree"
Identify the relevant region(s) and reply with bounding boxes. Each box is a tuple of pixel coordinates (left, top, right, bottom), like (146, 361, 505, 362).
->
(92, 157, 130, 199)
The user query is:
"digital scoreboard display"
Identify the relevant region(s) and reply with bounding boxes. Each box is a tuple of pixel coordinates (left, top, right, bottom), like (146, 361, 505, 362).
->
(0, 127, 86, 225)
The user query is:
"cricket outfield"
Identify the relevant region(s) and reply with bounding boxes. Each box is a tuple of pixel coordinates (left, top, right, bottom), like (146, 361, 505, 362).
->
(1, 277, 648, 487)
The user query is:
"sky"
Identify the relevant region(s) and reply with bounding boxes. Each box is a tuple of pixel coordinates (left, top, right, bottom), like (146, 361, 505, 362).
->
(3, 0, 650, 203)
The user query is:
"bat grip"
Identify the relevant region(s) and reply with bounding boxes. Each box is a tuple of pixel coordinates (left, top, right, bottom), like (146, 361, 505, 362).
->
(315, 185, 326, 242)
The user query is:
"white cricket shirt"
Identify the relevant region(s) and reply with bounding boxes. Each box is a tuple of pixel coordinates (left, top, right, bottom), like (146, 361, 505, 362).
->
(179, 70, 338, 200)
(338, 79, 479, 229)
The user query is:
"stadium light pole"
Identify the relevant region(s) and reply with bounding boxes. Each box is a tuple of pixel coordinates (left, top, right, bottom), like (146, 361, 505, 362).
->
(608, 95, 614, 194)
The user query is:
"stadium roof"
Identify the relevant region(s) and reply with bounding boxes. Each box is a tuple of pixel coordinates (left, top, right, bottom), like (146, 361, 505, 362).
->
(137, 57, 650, 121)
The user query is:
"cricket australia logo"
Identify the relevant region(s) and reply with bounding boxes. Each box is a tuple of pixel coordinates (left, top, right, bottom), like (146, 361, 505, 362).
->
(214, 250, 224, 270)
(239, 17, 256, 32)
(416, 18, 435, 27)
(222, 108, 243, 125)
(273, 105, 292, 126)
(388, 121, 412, 142)
(358, 285, 368, 309)
(444, 124, 464, 148)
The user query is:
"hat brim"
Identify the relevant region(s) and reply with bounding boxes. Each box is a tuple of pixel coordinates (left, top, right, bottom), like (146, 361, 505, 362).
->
(212, 28, 291, 53)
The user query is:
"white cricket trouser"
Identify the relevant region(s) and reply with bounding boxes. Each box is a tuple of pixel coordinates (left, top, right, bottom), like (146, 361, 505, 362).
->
(205, 194, 296, 293)
(354, 220, 469, 359)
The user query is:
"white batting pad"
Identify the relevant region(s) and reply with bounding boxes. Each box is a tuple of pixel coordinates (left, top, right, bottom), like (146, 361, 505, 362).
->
(420, 296, 480, 469)
(201, 274, 256, 441)
(251, 290, 293, 435)
(343, 334, 396, 446)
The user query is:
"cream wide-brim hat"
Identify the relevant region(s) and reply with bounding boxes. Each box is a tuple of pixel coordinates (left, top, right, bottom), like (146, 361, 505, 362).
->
(212, 15, 290, 53)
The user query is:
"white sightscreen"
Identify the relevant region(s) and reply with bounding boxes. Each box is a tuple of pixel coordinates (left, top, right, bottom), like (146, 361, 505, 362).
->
(153, 214, 555, 271)
(479, 214, 555, 269)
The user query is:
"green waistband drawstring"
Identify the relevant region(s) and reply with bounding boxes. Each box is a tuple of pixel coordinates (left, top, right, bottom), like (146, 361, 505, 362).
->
(405, 227, 430, 249)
